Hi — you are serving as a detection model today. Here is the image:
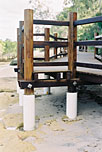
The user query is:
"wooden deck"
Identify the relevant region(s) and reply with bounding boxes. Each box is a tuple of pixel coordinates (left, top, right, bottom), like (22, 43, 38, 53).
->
(17, 10, 102, 90)
(34, 51, 102, 76)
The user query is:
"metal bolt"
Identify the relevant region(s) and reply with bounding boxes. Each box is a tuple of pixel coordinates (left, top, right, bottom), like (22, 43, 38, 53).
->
(27, 83, 32, 89)
(73, 81, 77, 86)
(18, 69, 20, 73)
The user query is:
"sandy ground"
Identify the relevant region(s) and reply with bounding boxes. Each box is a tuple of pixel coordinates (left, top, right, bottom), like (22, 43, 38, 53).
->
(0, 61, 102, 152)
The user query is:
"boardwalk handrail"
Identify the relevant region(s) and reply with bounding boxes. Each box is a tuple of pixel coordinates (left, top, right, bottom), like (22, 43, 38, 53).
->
(75, 40, 102, 46)
(33, 19, 69, 26)
(74, 15, 102, 26)
(33, 41, 68, 48)
(33, 33, 45, 36)
(49, 34, 68, 40)
(22, 15, 102, 31)
(17, 9, 102, 93)
(34, 62, 68, 66)
(33, 61, 102, 70)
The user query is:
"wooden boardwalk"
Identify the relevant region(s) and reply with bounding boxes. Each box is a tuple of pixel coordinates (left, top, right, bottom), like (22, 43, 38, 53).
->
(15, 9, 102, 131)
(17, 9, 102, 90)
(34, 51, 102, 76)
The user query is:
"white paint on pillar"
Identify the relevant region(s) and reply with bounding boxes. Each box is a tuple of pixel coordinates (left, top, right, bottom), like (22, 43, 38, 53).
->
(43, 75, 50, 95)
(23, 95, 35, 131)
(66, 92, 77, 119)
(19, 89, 24, 106)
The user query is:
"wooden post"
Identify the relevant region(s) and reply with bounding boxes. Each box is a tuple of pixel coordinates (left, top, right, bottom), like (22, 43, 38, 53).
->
(44, 28, 50, 61)
(94, 32, 99, 58)
(54, 33, 57, 59)
(19, 21, 24, 80)
(44, 28, 50, 94)
(66, 12, 77, 119)
(17, 28, 20, 94)
(17, 28, 20, 80)
(18, 22, 25, 105)
(24, 9, 34, 95)
(68, 12, 77, 92)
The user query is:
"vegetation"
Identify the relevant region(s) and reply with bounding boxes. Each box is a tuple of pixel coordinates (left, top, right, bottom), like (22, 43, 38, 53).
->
(0, 39, 17, 61)
(1, 0, 102, 61)
(51, 0, 102, 41)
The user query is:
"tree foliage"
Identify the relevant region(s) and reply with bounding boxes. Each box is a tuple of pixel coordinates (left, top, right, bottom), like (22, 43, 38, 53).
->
(51, 0, 102, 40)
(0, 39, 17, 60)
(29, 0, 52, 20)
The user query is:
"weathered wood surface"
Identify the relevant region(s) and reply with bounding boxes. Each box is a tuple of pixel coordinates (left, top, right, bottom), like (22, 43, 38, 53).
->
(68, 12, 77, 78)
(54, 33, 57, 59)
(19, 21, 24, 80)
(44, 28, 50, 61)
(33, 41, 68, 48)
(74, 15, 102, 26)
(24, 9, 34, 95)
(33, 19, 69, 26)
(17, 28, 20, 80)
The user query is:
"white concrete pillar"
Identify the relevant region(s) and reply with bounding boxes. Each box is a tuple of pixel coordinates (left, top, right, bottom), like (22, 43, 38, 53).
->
(23, 95, 35, 131)
(19, 89, 24, 106)
(66, 92, 77, 119)
(43, 75, 50, 95)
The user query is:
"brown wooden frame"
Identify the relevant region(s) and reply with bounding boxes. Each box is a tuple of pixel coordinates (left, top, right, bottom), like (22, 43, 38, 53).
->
(16, 9, 102, 93)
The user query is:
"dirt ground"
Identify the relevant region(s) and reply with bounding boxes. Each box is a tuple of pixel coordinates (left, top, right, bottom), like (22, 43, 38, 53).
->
(0, 62, 102, 152)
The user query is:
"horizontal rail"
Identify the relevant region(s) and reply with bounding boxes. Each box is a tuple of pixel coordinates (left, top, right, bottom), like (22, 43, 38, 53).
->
(49, 34, 56, 39)
(50, 52, 67, 59)
(74, 16, 102, 26)
(34, 62, 68, 66)
(33, 19, 69, 26)
(76, 62, 102, 69)
(33, 33, 45, 36)
(75, 40, 102, 46)
(34, 61, 102, 69)
(33, 57, 45, 61)
(33, 41, 68, 48)
(49, 34, 68, 40)
(57, 37, 68, 41)
(21, 16, 102, 31)
(19, 78, 79, 89)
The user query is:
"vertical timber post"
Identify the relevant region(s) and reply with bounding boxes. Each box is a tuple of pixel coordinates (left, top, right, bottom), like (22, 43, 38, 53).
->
(54, 33, 57, 59)
(19, 21, 24, 81)
(17, 28, 20, 94)
(45, 28, 50, 61)
(66, 12, 77, 119)
(94, 32, 99, 58)
(44, 28, 51, 94)
(23, 9, 35, 131)
(18, 21, 24, 106)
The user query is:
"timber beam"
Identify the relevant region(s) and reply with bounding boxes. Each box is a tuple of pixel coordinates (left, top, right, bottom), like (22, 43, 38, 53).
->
(18, 78, 79, 89)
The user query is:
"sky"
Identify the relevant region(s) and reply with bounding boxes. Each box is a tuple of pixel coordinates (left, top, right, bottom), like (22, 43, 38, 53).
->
(0, 0, 64, 41)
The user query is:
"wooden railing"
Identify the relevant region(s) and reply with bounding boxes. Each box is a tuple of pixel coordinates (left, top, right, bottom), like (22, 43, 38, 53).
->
(16, 9, 102, 94)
